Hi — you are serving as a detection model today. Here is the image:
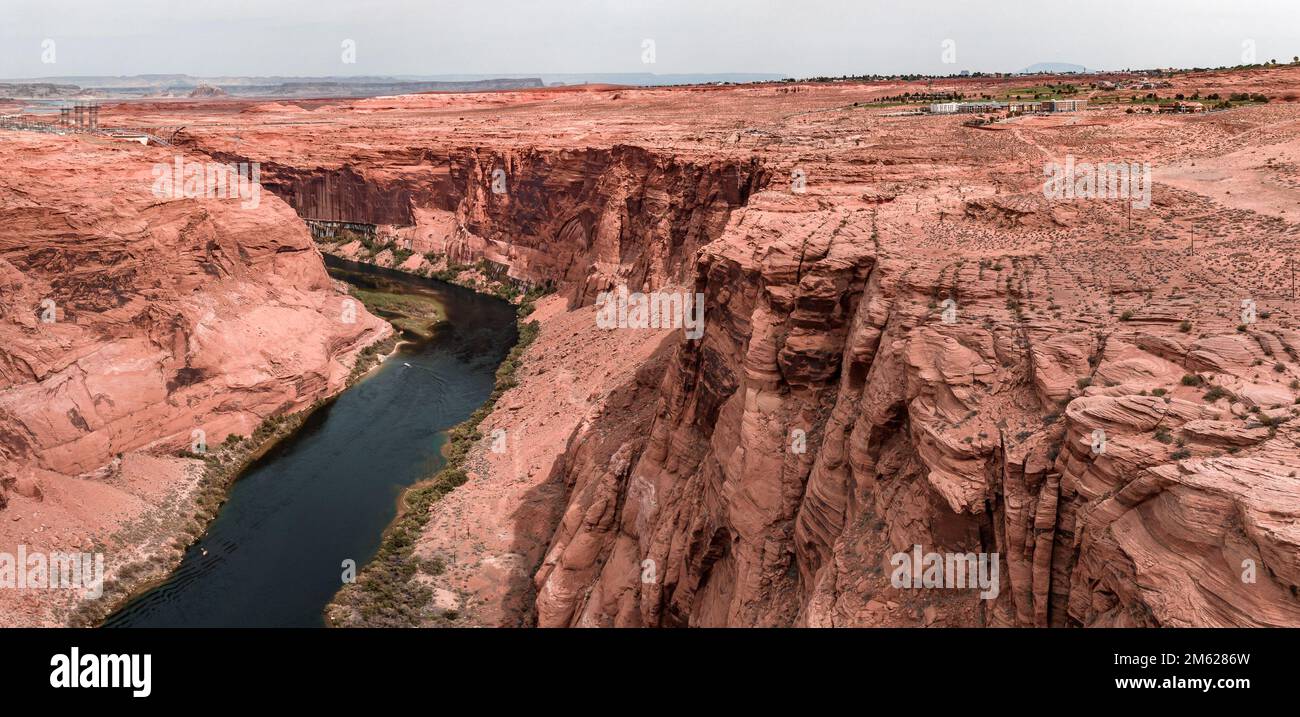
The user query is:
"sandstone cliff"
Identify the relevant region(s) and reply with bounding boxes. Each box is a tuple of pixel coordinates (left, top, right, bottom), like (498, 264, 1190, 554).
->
(0, 133, 389, 625)
(189, 141, 769, 306)
(534, 193, 1300, 627)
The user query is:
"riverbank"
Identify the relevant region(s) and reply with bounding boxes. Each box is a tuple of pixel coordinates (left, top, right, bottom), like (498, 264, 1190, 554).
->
(313, 230, 548, 304)
(102, 257, 518, 627)
(81, 241, 536, 628)
(75, 314, 398, 628)
(410, 294, 675, 626)
(329, 263, 449, 343)
(325, 282, 544, 626)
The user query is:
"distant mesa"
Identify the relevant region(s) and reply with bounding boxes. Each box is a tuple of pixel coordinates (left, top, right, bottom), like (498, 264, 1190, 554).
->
(189, 83, 228, 98)
(1020, 62, 1088, 74)
(0, 82, 79, 98)
(0, 75, 547, 100)
(0, 73, 786, 100)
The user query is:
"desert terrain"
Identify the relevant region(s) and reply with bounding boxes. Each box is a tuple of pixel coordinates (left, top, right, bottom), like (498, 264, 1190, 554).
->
(3, 64, 1300, 627)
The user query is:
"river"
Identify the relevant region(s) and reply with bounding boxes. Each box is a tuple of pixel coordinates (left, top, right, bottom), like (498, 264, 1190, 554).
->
(104, 256, 517, 627)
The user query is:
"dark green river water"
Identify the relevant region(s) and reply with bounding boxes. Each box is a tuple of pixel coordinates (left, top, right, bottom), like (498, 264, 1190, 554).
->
(104, 256, 517, 627)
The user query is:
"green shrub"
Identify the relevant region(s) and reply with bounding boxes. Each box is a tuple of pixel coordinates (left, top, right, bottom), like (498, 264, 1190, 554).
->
(1203, 385, 1231, 402)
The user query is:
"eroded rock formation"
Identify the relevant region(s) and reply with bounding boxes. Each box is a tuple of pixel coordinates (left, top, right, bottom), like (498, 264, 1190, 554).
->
(535, 199, 1300, 627)
(0, 133, 388, 625)
(190, 141, 769, 306)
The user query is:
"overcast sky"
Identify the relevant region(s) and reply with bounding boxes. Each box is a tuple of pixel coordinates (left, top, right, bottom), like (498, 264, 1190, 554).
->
(1, 0, 1297, 78)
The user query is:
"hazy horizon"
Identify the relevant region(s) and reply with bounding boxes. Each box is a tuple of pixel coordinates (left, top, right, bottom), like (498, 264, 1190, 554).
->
(1, 0, 1297, 80)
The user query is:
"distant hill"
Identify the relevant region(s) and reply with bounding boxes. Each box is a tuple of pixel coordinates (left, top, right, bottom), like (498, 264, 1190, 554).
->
(0, 82, 79, 98)
(252, 78, 545, 96)
(0, 73, 785, 99)
(539, 73, 786, 86)
(1020, 62, 1088, 74)
(0, 75, 545, 99)
(188, 83, 228, 98)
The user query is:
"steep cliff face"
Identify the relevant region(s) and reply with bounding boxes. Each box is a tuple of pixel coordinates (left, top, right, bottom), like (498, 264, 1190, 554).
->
(0, 135, 387, 479)
(535, 197, 879, 626)
(0, 133, 389, 625)
(257, 162, 431, 226)
(191, 139, 768, 305)
(533, 187, 1300, 628)
(443, 146, 767, 306)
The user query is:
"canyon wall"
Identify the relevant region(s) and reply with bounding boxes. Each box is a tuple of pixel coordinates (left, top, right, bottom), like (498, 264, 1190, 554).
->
(532, 188, 1300, 627)
(193, 139, 769, 303)
(442, 146, 767, 305)
(0, 133, 389, 625)
(286, 147, 1297, 627)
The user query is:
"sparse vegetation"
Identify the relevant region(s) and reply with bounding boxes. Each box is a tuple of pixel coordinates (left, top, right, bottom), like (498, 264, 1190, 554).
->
(329, 287, 548, 627)
(1203, 385, 1232, 403)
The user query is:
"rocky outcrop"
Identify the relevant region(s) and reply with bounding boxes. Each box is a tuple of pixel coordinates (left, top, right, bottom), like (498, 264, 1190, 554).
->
(188, 84, 228, 98)
(444, 146, 767, 306)
(531, 196, 1300, 628)
(0, 133, 389, 625)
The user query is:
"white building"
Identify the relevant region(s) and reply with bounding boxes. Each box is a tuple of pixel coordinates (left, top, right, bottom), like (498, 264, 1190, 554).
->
(929, 102, 959, 114)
